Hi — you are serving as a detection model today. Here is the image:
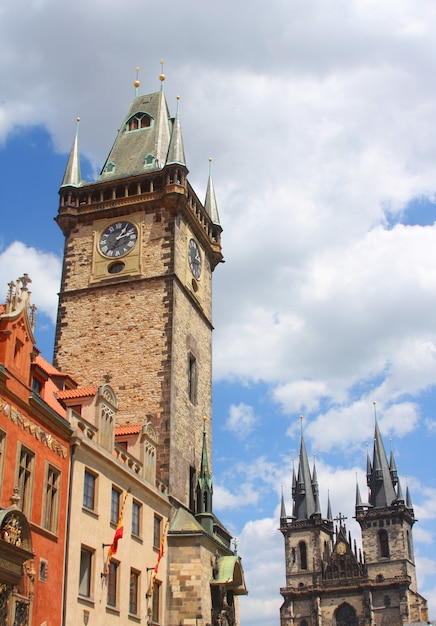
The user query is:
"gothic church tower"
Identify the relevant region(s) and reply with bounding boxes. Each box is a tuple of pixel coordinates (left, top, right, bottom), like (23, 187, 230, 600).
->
(280, 416, 428, 626)
(54, 76, 222, 508)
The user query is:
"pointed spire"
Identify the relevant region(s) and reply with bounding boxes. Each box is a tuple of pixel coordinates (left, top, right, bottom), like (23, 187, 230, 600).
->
(367, 408, 397, 508)
(196, 416, 213, 514)
(395, 479, 405, 504)
(356, 480, 363, 508)
(280, 487, 287, 520)
(61, 117, 82, 187)
(389, 445, 398, 486)
(204, 159, 221, 227)
(406, 483, 413, 509)
(293, 417, 317, 520)
(327, 492, 333, 522)
(166, 96, 186, 167)
(312, 457, 321, 516)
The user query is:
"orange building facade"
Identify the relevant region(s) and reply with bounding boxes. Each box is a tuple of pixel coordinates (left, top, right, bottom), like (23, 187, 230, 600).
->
(0, 276, 73, 626)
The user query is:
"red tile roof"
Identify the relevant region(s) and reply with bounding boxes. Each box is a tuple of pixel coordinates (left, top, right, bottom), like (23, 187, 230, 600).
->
(34, 354, 64, 376)
(57, 387, 97, 400)
(115, 424, 142, 436)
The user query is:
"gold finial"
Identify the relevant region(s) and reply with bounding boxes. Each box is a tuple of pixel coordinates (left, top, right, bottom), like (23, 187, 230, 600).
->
(76, 116, 80, 123)
(159, 59, 165, 83)
(373, 400, 377, 420)
(134, 67, 140, 95)
(299, 414, 303, 435)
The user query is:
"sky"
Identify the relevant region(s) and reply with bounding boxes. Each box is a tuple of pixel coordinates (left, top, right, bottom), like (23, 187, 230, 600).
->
(1, 1, 436, 623)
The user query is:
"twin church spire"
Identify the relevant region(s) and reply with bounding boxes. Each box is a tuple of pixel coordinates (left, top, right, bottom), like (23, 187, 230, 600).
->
(282, 412, 414, 524)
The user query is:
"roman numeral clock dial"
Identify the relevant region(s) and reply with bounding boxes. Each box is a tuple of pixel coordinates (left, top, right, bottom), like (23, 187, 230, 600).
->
(188, 238, 202, 280)
(98, 221, 138, 258)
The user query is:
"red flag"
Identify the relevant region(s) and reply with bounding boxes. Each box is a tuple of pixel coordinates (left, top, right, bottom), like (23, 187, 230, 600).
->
(104, 489, 129, 576)
(149, 519, 169, 594)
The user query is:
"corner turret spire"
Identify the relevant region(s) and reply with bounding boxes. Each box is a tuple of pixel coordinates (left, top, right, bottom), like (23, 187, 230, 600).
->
(204, 159, 221, 228)
(61, 118, 82, 188)
(166, 96, 186, 168)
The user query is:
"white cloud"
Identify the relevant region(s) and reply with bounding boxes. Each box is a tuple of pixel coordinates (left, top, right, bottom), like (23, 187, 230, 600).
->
(225, 403, 258, 439)
(0, 241, 61, 323)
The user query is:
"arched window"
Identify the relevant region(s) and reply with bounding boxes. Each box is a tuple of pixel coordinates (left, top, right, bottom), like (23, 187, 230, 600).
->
(126, 113, 152, 132)
(334, 602, 357, 626)
(378, 529, 390, 558)
(144, 154, 155, 167)
(299, 541, 307, 570)
(105, 162, 115, 174)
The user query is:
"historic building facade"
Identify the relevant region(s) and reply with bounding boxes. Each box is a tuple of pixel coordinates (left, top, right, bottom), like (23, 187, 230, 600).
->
(279, 420, 428, 626)
(53, 75, 246, 625)
(0, 277, 72, 626)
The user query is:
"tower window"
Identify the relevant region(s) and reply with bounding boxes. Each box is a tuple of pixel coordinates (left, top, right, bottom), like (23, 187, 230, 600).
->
(126, 113, 152, 132)
(144, 154, 155, 166)
(105, 162, 116, 174)
(299, 541, 308, 570)
(378, 529, 390, 558)
(188, 353, 198, 405)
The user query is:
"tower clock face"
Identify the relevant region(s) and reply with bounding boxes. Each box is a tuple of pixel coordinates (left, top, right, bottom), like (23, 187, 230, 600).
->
(188, 238, 201, 279)
(336, 541, 347, 555)
(99, 221, 138, 258)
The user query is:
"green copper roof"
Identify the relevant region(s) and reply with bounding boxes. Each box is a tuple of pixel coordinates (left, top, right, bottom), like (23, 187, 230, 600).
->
(211, 555, 248, 595)
(98, 90, 171, 180)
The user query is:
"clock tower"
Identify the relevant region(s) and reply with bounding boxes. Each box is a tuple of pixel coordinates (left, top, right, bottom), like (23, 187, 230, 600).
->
(54, 78, 223, 507)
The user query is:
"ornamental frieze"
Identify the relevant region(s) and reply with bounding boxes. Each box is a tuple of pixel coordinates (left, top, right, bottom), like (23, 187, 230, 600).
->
(0, 396, 67, 458)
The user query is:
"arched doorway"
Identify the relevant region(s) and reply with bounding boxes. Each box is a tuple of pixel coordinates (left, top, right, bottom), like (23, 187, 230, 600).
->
(334, 602, 358, 626)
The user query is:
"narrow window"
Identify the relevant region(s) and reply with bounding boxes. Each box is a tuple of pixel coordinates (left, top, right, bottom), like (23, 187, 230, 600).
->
(44, 465, 60, 533)
(39, 558, 48, 583)
(188, 353, 198, 404)
(79, 547, 93, 598)
(152, 580, 161, 623)
(111, 487, 121, 524)
(379, 529, 390, 558)
(132, 500, 141, 537)
(407, 530, 413, 561)
(299, 541, 308, 570)
(129, 569, 140, 615)
(83, 470, 96, 510)
(107, 561, 118, 607)
(18, 446, 35, 518)
(153, 515, 162, 550)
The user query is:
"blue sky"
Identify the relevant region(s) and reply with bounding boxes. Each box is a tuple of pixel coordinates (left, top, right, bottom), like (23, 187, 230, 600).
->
(1, 2, 436, 624)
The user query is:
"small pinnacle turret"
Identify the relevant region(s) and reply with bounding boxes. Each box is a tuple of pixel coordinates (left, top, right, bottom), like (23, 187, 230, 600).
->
(205, 160, 221, 228)
(61, 118, 81, 188)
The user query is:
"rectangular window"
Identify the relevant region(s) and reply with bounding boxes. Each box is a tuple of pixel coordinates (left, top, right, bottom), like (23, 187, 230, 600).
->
(18, 446, 35, 518)
(188, 353, 198, 404)
(43, 464, 60, 533)
(39, 558, 48, 583)
(111, 487, 121, 524)
(79, 547, 93, 598)
(83, 470, 96, 510)
(107, 560, 118, 607)
(129, 569, 140, 615)
(132, 500, 141, 537)
(153, 515, 162, 550)
(152, 580, 161, 623)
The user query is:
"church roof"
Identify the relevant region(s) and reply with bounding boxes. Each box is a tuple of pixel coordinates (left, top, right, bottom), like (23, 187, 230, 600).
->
(98, 90, 172, 180)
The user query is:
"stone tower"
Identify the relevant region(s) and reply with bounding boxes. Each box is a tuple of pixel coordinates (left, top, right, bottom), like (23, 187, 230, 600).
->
(54, 80, 222, 508)
(280, 417, 428, 626)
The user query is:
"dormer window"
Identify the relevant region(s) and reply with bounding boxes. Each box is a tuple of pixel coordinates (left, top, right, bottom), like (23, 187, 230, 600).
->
(126, 113, 152, 132)
(105, 162, 116, 174)
(144, 154, 155, 167)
